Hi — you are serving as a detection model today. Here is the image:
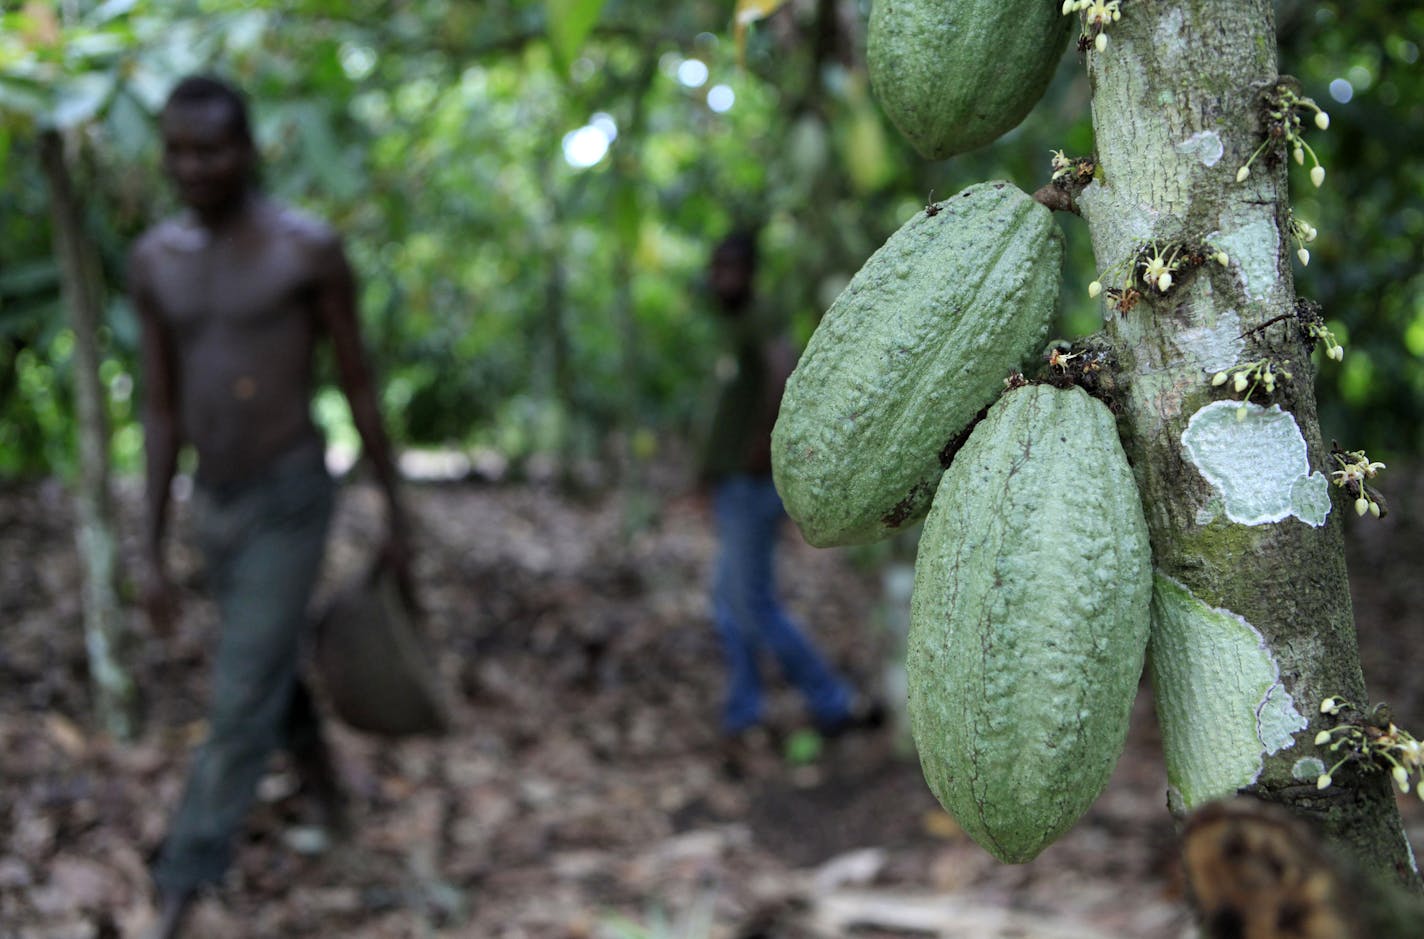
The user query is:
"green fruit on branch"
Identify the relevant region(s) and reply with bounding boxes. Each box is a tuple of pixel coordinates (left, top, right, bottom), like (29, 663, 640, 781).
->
(771, 181, 1061, 547)
(868, 0, 1073, 160)
(908, 383, 1152, 863)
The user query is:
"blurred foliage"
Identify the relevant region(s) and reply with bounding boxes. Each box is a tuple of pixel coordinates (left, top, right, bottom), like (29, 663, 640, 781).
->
(1277, 1, 1424, 462)
(0, 0, 1419, 481)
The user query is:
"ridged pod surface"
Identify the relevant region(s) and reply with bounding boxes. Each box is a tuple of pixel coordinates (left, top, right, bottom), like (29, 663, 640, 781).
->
(908, 384, 1152, 863)
(772, 181, 1061, 547)
(868, 0, 1073, 160)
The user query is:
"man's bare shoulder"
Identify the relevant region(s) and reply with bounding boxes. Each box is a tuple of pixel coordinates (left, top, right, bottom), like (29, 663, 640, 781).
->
(129, 217, 199, 284)
(259, 199, 342, 254)
(133, 216, 194, 253)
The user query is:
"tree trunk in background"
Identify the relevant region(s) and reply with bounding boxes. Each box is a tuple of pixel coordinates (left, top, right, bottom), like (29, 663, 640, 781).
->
(38, 129, 139, 741)
(1077, 1, 1417, 887)
(610, 60, 660, 534)
(534, 154, 580, 489)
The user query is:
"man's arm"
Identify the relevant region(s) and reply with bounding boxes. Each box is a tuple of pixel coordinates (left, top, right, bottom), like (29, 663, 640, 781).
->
(764, 335, 797, 411)
(132, 242, 181, 633)
(311, 232, 413, 588)
(742, 334, 797, 474)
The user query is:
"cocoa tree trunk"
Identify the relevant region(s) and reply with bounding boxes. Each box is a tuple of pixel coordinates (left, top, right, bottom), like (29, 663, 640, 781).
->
(38, 129, 139, 741)
(1075, 1, 1417, 888)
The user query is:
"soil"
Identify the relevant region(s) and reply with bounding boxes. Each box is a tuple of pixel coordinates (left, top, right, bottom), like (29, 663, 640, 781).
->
(2, 464, 1422, 938)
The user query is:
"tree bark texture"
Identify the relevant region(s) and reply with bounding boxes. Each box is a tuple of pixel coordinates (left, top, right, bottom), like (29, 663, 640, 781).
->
(39, 129, 139, 741)
(1075, 1, 1418, 888)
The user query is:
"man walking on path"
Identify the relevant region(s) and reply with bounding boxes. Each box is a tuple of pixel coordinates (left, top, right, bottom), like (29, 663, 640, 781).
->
(130, 75, 410, 938)
(700, 231, 874, 743)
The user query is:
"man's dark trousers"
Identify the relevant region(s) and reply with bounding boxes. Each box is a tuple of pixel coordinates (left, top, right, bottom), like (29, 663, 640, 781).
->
(153, 441, 334, 892)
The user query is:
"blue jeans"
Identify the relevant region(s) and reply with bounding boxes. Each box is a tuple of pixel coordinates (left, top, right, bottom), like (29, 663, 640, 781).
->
(711, 474, 852, 734)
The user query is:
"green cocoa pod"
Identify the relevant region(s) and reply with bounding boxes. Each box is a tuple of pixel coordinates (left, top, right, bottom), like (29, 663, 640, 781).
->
(868, 0, 1073, 160)
(908, 383, 1152, 863)
(772, 181, 1061, 548)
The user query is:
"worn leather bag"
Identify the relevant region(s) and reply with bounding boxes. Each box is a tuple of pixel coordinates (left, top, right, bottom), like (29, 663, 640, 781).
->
(312, 563, 450, 737)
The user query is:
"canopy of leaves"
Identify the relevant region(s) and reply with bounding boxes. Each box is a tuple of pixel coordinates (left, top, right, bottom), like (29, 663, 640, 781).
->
(0, 0, 1418, 479)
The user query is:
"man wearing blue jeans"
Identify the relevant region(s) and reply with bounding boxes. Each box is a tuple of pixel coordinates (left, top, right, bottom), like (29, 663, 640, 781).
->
(701, 232, 864, 738)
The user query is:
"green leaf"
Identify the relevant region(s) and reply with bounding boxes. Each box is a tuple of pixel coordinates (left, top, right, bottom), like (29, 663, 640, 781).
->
(90, 0, 140, 25)
(124, 60, 174, 113)
(60, 30, 130, 62)
(544, 0, 608, 77)
(48, 70, 116, 129)
(0, 76, 47, 122)
(783, 728, 823, 765)
(104, 87, 152, 161)
(0, 259, 60, 297)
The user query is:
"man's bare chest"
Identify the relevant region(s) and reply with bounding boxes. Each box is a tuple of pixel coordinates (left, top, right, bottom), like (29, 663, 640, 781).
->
(151, 238, 316, 336)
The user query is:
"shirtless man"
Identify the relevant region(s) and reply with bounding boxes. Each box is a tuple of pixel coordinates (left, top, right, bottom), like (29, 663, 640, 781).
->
(130, 75, 409, 938)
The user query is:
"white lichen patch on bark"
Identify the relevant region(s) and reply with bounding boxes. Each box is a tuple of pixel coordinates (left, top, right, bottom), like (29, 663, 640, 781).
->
(1289, 473, 1332, 527)
(1153, 7, 1189, 72)
(1149, 572, 1308, 810)
(1292, 757, 1326, 780)
(1175, 130, 1224, 168)
(1212, 216, 1280, 302)
(1080, 179, 1158, 262)
(1174, 307, 1243, 373)
(1182, 401, 1331, 527)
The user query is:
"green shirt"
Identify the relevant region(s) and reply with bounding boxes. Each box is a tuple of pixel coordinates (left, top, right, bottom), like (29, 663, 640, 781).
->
(700, 310, 792, 481)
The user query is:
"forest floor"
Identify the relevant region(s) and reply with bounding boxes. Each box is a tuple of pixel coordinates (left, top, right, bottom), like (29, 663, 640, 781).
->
(3, 461, 1423, 939)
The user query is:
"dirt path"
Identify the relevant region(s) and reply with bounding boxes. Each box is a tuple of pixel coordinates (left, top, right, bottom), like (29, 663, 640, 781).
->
(2, 469, 1421, 938)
